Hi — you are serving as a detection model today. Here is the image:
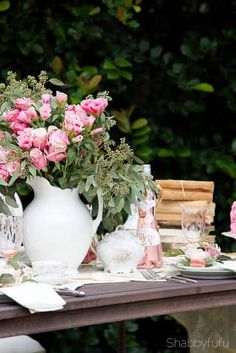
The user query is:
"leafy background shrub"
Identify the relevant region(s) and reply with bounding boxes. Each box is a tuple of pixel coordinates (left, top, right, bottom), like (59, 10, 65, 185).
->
(1, 0, 236, 352)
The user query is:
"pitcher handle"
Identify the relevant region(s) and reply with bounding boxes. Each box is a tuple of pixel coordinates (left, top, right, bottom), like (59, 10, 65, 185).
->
(92, 188, 103, 235)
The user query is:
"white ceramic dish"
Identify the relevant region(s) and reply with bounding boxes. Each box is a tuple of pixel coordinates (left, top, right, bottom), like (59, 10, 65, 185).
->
(175, 263, 236, 279)
(222, 231, 236, 239)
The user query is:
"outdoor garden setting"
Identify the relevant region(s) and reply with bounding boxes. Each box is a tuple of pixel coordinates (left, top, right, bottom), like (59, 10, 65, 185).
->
(0, 0, 236, 352)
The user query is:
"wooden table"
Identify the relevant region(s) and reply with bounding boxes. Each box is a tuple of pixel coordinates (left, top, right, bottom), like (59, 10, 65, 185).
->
(1, 279, 236, 338)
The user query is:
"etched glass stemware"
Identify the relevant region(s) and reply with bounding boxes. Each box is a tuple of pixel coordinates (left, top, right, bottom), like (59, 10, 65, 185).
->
(181, 207, 207, 246)
(0, 215, 23, 260)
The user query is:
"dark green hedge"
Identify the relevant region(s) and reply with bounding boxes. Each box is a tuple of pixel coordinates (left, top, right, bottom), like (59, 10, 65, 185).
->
(1, 1, 236, 352)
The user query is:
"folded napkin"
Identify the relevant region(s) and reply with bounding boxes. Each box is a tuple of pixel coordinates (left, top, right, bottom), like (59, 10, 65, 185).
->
(0, 282, 66, 314)
(218, 261, 236, 272)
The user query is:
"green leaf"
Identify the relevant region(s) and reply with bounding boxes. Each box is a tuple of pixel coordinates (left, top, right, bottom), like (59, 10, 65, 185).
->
(29, 165, 37, 177)
(49, 78, 65, 87)
(0, 1, 10, 11)
(107, 71, 119, 80)
(158, 148, 175, 157)
(191, 82, 215, 93)
(0, 273, 15, 285)
(119, 70, 133, 81)
(89, 6, 101, 15)
(103, 60, 116, 70)
(0, 179, 8, 186)
(5, 195, 19, 208)
(0, 199, 11, 215)
(115, 58, 132, 68)
(8, 253, 22, 270)
(131, 118, 148, 130)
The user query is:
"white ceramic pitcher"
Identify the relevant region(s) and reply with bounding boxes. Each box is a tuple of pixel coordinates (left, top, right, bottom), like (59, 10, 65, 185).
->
(23, 177, 103, 274)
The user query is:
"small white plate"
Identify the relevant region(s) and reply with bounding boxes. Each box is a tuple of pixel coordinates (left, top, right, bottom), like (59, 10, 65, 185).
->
(222, 231, 236, 239)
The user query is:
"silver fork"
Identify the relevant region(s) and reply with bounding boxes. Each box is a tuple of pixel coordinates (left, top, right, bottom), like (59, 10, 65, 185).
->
(147, 268, 197, 284)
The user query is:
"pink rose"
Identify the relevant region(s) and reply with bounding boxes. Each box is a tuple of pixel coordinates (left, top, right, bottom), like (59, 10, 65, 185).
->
(80, 99, 93, 113)
(48, 129, 69, 152)
(72, 135, 84, 143)
(46, 150, 67, 162)
(47, 125, 58, 135)
(64, 111, 84, 134)
(80, 98, 108, 117)
(10, 121, 28, 133)
(0, 132, 6, 139)
(41, 94, 51, 104)
(81, 115, 95, 127)
(39, 104, 51, 120)
(32, 128, 48, 150)
(17, 110, 31, 124)
(56, 91, 68, 105)
(30, 148, 48, 169)
(3, 109, 20, 123)
(14, 98, 34, 110)
(0, 163, 10, 181)
(16, 128, 33, 150)
(6, 160, 21, 175)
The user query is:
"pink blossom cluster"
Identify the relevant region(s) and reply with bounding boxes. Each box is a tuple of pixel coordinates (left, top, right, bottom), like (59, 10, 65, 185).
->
(0, 93, 108, 179)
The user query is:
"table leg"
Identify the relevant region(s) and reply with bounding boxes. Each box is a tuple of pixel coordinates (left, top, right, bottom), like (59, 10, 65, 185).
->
(119, 321, 126, 353)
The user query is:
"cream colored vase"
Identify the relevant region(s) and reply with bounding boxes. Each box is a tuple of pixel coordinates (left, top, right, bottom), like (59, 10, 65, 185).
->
(23, 177, 103, 273)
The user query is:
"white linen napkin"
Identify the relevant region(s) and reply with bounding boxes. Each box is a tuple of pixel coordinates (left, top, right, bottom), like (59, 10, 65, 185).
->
(218, 261, 236, 272)
(0, 282, 66, 314)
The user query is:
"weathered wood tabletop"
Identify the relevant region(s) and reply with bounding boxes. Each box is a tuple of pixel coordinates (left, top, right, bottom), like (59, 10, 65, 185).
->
(0, 279, 236, 338)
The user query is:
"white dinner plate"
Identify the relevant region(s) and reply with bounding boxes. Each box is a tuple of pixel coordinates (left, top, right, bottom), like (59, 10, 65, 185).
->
(175, 263, 236, 280)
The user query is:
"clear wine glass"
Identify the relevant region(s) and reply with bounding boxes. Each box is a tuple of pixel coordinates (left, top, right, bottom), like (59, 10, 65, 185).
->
(181, 207, 207, 247)
(0, 214, 23, 261)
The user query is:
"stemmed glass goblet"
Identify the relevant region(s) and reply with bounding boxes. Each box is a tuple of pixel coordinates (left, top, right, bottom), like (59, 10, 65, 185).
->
(181, 207, 207, 248)
(0, 214, 23, 262)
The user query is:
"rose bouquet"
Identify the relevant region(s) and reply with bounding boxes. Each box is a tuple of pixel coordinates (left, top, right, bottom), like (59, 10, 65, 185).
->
(0, 72, 156, 231)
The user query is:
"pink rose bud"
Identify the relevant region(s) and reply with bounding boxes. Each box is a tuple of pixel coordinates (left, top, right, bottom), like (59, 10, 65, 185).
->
(26, 107, 37, 120)
(39, 104, 51, 120)
(90, 127, 104, 135)
(0, 132, 6, 139)
(30, 148, 48, 169)
(41, 94, 51, 104)
(14, 97, 34, 110)
(16, 128, 33, 150)
(46, 149, 67, 162)
(72, 135, 84, 143)
(56, 91, 68, 105)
